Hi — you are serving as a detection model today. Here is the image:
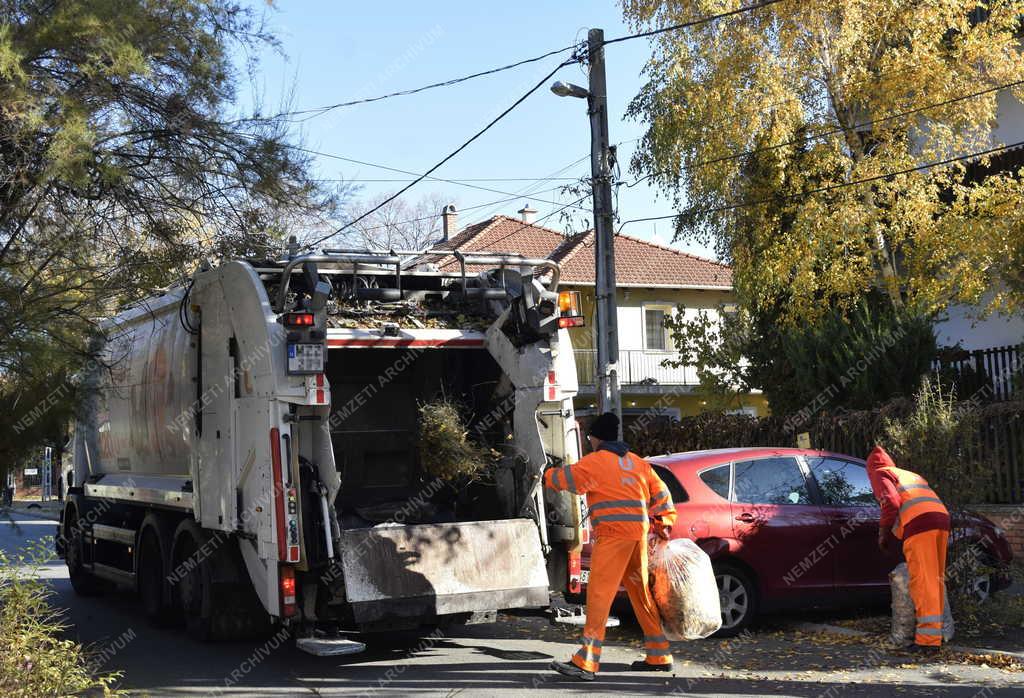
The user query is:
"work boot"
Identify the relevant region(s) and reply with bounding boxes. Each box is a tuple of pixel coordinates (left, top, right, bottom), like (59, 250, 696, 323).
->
(904, 644, 942, 656)
(629, 660, 672, 672)
(551, 660, 595, 681)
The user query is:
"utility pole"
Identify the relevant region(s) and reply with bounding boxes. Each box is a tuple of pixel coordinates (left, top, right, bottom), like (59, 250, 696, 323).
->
(587, 28, 621, 431)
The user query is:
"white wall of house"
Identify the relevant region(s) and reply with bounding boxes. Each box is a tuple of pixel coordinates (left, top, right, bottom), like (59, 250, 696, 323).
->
(994, 88, 1024, 145)
(929, 88, 1024, 352)
(935, 297, 1024, 350)
(613, 288, 729, 354)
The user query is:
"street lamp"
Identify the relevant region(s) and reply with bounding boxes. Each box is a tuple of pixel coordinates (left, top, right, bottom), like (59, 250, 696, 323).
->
(549, 29, 622, 434)
(550, 81, 590, 99)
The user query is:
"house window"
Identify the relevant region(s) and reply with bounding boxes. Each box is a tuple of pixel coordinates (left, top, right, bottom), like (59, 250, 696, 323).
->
(644, 307, 668, 351)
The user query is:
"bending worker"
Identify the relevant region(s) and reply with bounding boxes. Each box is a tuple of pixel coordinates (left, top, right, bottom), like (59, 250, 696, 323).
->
(544, 412, 677, 681)
(866, 445, 950, 651)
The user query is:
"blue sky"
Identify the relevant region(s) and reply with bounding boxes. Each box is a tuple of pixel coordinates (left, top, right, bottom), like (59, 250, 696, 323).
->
(237, 1, 712, 258)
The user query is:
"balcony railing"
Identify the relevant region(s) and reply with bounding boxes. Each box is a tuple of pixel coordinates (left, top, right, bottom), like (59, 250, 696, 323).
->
(574, 349, 698, 387)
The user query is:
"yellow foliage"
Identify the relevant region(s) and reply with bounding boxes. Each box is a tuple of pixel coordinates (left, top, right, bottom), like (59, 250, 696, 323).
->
(622, 0, 1024, 322)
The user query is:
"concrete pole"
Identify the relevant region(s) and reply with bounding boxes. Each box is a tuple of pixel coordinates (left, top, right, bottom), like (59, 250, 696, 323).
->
(587, 28, 622, 434)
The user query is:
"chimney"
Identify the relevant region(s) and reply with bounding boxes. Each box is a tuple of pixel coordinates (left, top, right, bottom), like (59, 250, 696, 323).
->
(441, 204, 457, 241)
(518, 203, 537, 224)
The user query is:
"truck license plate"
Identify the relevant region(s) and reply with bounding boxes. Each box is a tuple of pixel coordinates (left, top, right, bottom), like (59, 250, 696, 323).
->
(287, 343, 324, 374)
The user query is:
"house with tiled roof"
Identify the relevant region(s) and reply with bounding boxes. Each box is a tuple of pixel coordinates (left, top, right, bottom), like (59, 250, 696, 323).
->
(418, 205, 768, 420)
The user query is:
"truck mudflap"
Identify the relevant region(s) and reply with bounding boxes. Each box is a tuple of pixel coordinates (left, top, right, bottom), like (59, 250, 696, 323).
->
(339, 519, 549, 624)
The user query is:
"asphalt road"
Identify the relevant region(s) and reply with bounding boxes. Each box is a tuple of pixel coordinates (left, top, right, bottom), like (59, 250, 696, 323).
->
(2, 511, 1021, 697)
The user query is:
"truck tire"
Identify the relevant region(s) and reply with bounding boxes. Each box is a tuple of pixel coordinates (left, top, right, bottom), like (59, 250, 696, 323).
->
(65, 507, 104, 597)
(173, 521, 217, 641)
(172, 520, 273, 641)
(138, 517, 176, 626)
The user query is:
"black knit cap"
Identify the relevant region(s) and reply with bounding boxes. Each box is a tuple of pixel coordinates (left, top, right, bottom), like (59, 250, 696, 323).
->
(588, 412, 619, 441)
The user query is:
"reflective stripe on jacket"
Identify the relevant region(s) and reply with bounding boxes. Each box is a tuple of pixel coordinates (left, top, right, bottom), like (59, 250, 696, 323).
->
(544, 449, 677, 540)
(885, 468, 948, 540)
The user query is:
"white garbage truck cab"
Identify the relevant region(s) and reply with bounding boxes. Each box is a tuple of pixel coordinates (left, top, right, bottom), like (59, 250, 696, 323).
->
(58, 246, 586, 650)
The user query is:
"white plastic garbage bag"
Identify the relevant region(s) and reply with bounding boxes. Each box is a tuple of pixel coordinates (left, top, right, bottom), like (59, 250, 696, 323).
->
(889, 562, 954, 645)
(649, 538, 722, 640)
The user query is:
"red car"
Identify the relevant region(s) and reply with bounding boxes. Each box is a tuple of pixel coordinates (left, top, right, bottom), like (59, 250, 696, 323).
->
(577, 447, 1013, 636)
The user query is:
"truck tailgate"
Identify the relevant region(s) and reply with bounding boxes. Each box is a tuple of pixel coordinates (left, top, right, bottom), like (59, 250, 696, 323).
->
(339, 519, 548, 623)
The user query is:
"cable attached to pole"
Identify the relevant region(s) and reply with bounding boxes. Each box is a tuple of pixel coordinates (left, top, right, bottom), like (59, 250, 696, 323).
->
(304, 57, 578, 251)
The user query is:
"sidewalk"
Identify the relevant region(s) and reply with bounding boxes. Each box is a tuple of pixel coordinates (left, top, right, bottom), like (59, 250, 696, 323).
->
(1, 498, 62, 520)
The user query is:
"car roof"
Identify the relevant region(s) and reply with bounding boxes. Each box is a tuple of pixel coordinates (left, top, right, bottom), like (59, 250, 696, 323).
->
(647, 447, 864, 472)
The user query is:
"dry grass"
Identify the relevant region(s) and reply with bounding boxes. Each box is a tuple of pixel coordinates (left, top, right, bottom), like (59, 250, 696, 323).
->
(418, 399, 489, 481)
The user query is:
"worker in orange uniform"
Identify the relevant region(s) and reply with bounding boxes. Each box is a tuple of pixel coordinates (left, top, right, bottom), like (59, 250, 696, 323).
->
(544, 412, 677, 681)
(866, 445, 950, 651)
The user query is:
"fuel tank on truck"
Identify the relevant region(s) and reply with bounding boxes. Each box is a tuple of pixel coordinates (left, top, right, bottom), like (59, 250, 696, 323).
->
(78, 289, 198, 478)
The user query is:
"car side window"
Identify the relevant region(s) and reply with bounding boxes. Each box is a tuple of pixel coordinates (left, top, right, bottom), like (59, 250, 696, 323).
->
(653, 465, 689, 504)
(699, 464, 731, 500)
(732, 457, 810, 505)
(807, 457, 876, 507)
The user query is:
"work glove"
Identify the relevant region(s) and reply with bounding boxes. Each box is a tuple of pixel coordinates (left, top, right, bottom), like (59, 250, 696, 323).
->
(878, 529, 891, 554)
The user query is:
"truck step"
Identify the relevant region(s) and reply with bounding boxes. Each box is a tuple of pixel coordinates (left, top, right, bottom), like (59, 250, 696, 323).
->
(295, 637, 366, 657)
(552, 605, 619, 628)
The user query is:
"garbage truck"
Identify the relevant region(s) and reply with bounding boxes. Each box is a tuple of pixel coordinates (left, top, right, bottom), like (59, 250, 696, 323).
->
(57, 244, 586, 653)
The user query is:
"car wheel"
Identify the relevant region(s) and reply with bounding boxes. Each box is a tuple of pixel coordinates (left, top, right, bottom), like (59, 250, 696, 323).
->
(712, 563, 757, 637)
(971, 573, 992, 602)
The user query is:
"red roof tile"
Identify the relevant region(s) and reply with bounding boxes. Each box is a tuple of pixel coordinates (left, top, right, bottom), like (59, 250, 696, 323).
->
(413, 215, 731, 288)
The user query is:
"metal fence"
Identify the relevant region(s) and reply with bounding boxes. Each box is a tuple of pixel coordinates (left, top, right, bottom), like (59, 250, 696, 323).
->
(932, 344, 1022, 402)
(631, 399, 1024, 505)
(574, 349, 698, 387)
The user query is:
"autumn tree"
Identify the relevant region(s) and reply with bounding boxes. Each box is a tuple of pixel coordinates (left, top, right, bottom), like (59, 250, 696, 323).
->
(345, 193, 450, 251)
(0, 0, 336, 471)
(623, 0, 1024, 323)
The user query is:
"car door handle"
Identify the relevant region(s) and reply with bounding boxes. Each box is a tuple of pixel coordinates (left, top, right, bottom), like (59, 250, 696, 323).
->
(735, 512, 756, 523)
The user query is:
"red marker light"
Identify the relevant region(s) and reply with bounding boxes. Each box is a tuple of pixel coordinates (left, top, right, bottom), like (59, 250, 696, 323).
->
(280, 566, 296, 617)
(283, 312, 315, 327)
(558, 316, 585, 329)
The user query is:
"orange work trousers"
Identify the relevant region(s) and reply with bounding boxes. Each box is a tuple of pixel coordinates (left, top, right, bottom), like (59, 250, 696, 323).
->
(903, 529, 949, 647)
(571, 536, 673, 674)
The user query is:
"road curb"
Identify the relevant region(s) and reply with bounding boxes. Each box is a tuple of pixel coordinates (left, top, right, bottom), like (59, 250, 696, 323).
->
(792, 621, 1024, 660)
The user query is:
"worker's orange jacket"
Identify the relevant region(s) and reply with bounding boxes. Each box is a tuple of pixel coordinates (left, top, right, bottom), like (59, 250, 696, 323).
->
(866, 446, 949, 541)
(544, 441, 677, 540)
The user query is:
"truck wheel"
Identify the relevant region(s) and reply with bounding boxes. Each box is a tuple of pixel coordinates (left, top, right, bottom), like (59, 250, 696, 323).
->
(138, 523, 175, 626)
(172, 521, 272, 641)
(173, 522, 215, 641)
(66, 509, 104, 596)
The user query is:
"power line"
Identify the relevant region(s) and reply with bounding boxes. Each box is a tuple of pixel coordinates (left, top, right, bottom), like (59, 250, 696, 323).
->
(457, 152, 594, 230)
(315, 176, 580, 183)
(628, 78, 1024, 189)
(603, 0, 788, 45)
(414, 193, 591, 266)
(291, 143, 591, 203)
(337, 184, 581, 237)
(232, 44, 581, 124)
(617, 140, 1024, 230)
(303, 57, 577, 251)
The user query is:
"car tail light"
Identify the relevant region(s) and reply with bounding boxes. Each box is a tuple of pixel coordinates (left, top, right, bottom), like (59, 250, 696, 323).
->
(283, 312, 314, 327)
(558, 316, 585, 329)
(280, 565, 296, 617)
